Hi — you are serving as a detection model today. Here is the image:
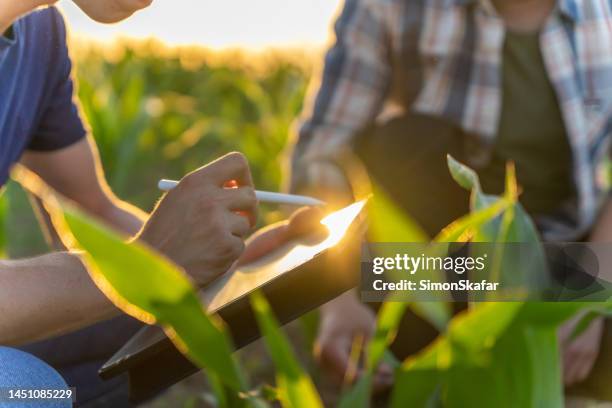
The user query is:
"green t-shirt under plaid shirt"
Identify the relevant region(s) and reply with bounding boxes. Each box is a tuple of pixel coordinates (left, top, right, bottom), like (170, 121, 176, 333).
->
(479, 30, 575, 216)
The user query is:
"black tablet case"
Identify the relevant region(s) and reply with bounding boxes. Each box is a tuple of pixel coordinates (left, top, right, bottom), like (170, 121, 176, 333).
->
(99, 201, 367, 402)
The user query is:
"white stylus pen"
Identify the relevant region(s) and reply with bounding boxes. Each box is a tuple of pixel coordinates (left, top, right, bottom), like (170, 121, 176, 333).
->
(158, 179, 326, 207)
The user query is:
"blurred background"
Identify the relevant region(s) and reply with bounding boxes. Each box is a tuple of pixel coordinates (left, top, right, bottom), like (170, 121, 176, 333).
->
(4, 0, 345, 259)
(61, 0, 340, 49)
(0, 2, 343, 405)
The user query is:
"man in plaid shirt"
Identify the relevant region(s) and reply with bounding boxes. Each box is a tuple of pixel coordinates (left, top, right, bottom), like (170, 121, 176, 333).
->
(289, 0, 612, 396)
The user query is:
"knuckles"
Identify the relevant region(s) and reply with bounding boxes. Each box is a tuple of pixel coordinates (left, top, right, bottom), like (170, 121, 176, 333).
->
(178, 172, 200, 191)
(241, 187, 257, 206)
(215, 236, 245, 266)
(223, 151, 249, 169)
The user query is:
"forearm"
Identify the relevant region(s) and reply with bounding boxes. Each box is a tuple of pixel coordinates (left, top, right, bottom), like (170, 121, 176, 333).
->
(96, 198, 147, 237)
(21, 138, 147, 237)
(0, 252, 119, 346)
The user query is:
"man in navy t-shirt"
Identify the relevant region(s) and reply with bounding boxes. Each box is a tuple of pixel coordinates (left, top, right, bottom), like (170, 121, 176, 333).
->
(0, 1, 260, 406)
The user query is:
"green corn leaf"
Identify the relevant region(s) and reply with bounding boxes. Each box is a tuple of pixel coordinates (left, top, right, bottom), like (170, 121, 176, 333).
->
(64, 208, 247, 392)
(337, 374, 372, 408)
(14, 167, 247, 394)
(523, 326, 563, 407)
(447, 155, 481, 191)
(389, 341, 444, 408)
(390, 302, 524, 406)
(250, 291, 323, 408)
(434, 196, 510, 243)
(366, 302, 408, 372)
(447, 303, 523, 354)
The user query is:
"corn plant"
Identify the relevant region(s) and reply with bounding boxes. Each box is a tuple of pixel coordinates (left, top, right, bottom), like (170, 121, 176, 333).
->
(14, 153, 611, 407)
(6, 39, 609, 406)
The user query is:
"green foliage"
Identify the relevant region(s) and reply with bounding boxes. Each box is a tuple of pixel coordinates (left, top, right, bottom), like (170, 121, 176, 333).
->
(251, 291, 323, 408)
(387, 157, 609, 407)
(17, 177, 247, 395)
(66, 210, 246, 390)
(9, 41, 611, 407)
(74, 44, 309, 218)
(6, 44, 311, 260)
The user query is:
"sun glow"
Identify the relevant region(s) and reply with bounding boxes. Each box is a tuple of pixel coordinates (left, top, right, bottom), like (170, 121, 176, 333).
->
(203, 201, 367, 312)
(58, 0, 342, 50)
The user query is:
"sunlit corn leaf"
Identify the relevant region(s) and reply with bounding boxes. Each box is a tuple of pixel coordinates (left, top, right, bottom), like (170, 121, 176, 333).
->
(250, 291, 323, 408)
(447, 155, 481, 192)
(447, 303, 523, 354)
(390, 303, 523, 407)
(389, 334, 446, 408)
(443, 157, 570, 405)
(434, 197, 510, 243)
(516, 302, 587, 327)
(443, 323, 561, 408)
(446, 157, 549, 297)
(523, 326, 563, 407)
(516, 296, 611, 331)
(366, 302, 408, 372)
(13, 166, 247, 394)
(390, 368, 440, 408)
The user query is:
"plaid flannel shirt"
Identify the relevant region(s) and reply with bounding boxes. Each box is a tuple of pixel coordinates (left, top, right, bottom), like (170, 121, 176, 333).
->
(291, 0, 612, 240)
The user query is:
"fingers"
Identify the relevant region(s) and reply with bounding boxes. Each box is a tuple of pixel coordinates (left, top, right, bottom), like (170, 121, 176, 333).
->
(563, 341, 599, 386)
(316, 338, 352, 385)
(222, 187, 258, 226)
(575, 356, 597, 384)
(238, 223, 291, 266)
(181, 152, 253, 190)
(206, 152, 254, 187)
(373, 362, 394, 393)
(563, 349, 580, 385)
(228, 213, 251, 238)
(286, 206, 328, 239)
(224, 234, 246, 264)
(561, 317, 604, 386)
(222, 187, 257, 211)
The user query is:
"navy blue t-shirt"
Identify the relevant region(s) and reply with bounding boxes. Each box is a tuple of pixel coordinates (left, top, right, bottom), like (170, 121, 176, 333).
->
(0, 7, 86, 186)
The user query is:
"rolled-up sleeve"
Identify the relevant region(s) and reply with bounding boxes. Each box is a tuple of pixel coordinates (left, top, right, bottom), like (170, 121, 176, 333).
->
(289, 0, 392, 192)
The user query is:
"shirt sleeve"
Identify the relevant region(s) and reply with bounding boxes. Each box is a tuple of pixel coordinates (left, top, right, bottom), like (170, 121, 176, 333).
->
(289, 0, 392, 192)
(27, 8, 87, 152)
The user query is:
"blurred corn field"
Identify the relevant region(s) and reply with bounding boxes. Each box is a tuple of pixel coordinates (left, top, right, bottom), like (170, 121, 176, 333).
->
(0, 40, 313, 258)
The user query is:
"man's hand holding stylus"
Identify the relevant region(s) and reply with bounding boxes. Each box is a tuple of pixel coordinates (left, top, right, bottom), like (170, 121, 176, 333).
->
(139, 152, 257, 285)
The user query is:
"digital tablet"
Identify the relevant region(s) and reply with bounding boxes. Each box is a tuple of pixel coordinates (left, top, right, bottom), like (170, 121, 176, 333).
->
(99, 201, 367, 402)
